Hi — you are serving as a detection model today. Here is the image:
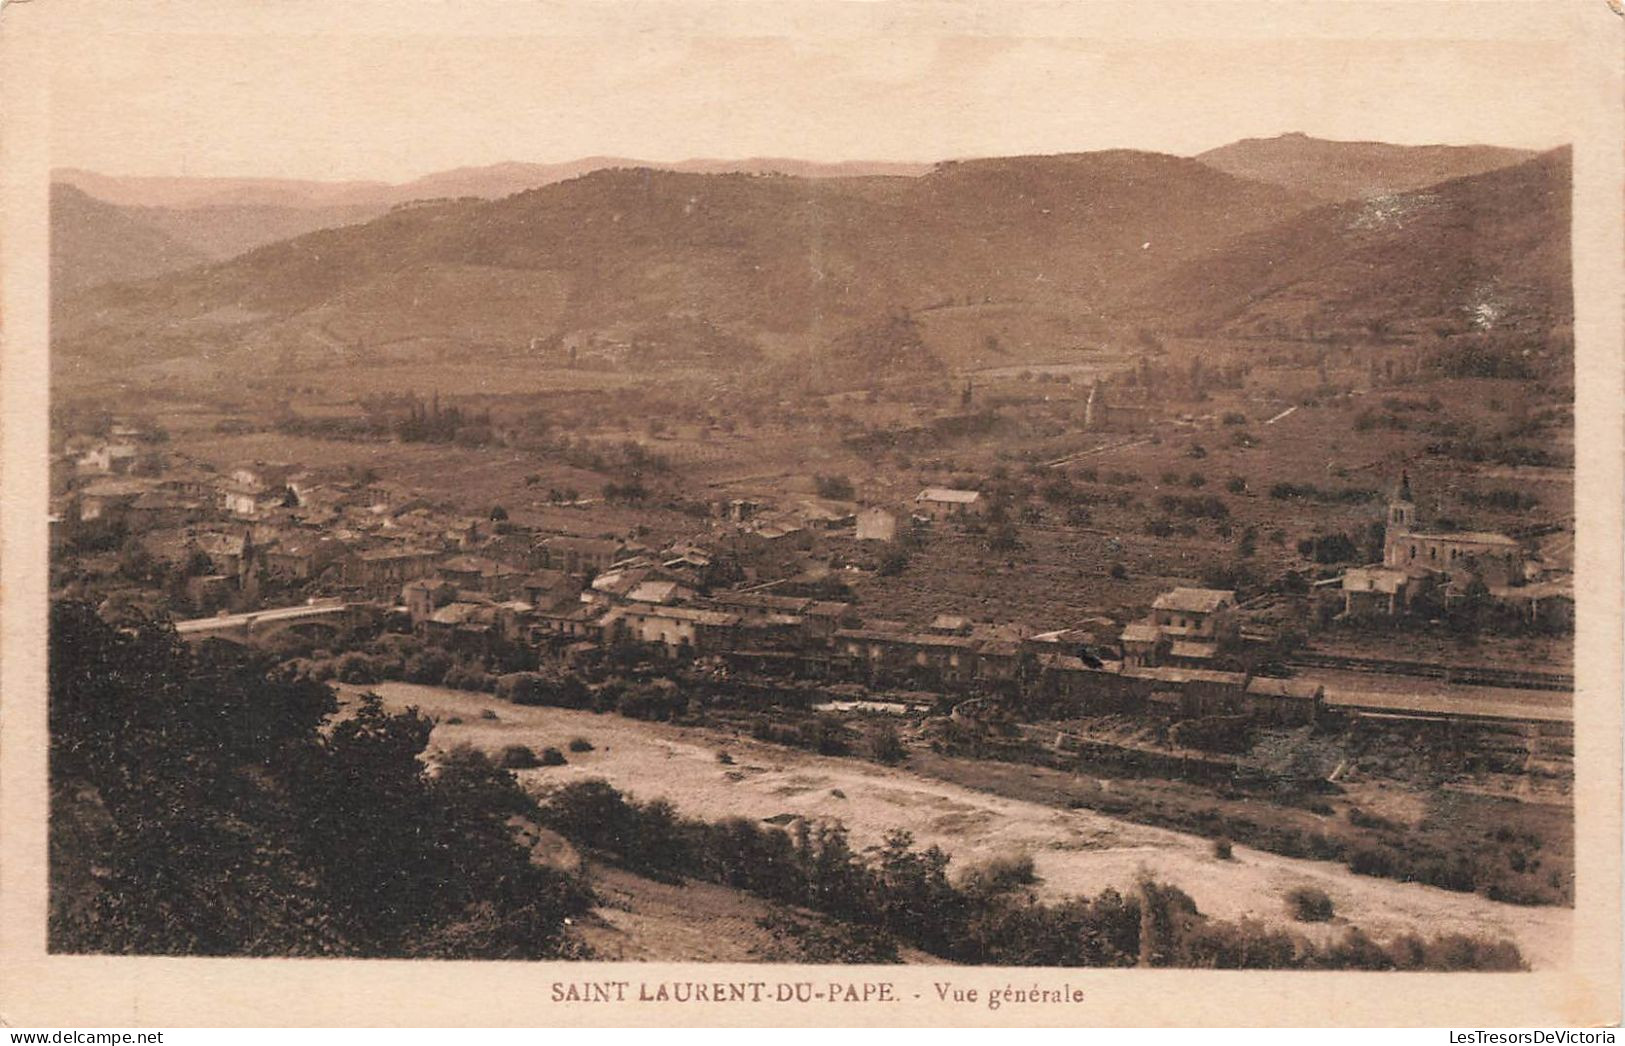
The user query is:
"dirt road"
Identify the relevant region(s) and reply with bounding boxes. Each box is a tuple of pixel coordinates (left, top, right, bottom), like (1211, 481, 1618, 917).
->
(355, 682, 1572, 969)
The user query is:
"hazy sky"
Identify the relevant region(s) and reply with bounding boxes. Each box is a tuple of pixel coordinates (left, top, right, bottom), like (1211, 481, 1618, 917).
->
(41, 1, 1582, 182)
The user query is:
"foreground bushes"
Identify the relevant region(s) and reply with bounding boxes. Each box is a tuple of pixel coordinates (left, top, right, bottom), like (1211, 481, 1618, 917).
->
(49, 603, 593, 959)
(535, 778, 1525, 971)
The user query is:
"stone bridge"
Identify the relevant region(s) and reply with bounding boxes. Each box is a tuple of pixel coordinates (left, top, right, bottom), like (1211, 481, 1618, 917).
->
(174, 600, 371, 648)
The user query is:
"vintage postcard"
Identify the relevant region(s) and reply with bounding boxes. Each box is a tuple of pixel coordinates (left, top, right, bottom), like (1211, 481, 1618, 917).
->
(1, 0, 1620, 1029)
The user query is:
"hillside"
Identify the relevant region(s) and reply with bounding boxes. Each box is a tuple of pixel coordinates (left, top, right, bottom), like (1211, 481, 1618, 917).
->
(51, 159, 937, 276)
(1127, 148, 1572, 339)
(130, 201, 389, 262)
(48, 185, 211, 301)
(1195, 132, 1537, 204)
(52, 151, 1318, 375)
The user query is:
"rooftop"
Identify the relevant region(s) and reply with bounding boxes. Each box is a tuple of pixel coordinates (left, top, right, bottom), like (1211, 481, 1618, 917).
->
(622, 603, 740, 627)
(1246, 677, 1325, 699)
(915, 487, 982, 504)
(1152, 587, 1236, 614)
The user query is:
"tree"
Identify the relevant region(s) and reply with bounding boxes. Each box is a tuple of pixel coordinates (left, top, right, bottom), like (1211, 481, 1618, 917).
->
(48, 603, 589, 958)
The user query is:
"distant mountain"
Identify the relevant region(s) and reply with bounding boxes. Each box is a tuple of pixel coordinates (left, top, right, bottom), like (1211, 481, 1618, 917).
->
(51, 159, 938, 285)
(54, 158, 935, 211)
(1195, 132, 1537, 204)
(1131, 147, 1571, 339)
(49, 185, 211, 302)
(53, 150, 1318, 376)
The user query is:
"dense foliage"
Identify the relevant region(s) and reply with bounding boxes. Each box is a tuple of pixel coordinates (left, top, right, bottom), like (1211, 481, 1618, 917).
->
(49, 601, 592, 957)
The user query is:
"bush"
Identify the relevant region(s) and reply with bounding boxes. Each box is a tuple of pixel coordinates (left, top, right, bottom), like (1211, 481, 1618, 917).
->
(444, 664, 497, 692)
(958, 852, 1038, 895)
(1286, 886, 1335, 922)
(869, 723, 907, 765)
(567, 737, 595, 753)
(496, 671, 543, 704)
(1213, 838, 1233, 861)
(334, 652, 383, 684)
(1347, 846, 1398, 879)
(539, 747, 567, 767)
(497, 744, 540, 769)
(405, 649, 453, 685)
(716, 750, 735, 765)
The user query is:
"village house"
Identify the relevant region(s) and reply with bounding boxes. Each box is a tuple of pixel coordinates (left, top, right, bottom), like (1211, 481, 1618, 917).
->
(193, 530, 254, 581)
(419, 601, 507, 655)
(221, 475, 296, 519)
(804, 600, 859, 637)
(1149, 587, 1238, 640)
(343, 547, 439, 591)
(1242, 676, 1324, 726)
(124, 491, 203, 530)
(528, 597, 610, 643)
(833, 628, 981, 688)
(402, 578, 458, 624)
(913, 487, 985, 521)
(77, 478, 157, 522)
(535, 534, 627, 576)
(606, 603, 741, 657)
(261, 536, 349, 583)
(1119, 622, 1168, 667)
(1023, 626, 1112, 665)
(707, 590, 814, 623)
(1121, 664, 1250, 719)
(436, 554, 527, 599)
(1341, 565, 1423, 618)
(1081, 379, 1153, 432)
(625, 578, 697, 606)
(75, 442, 140, 476)
(519, 569, 579, 606)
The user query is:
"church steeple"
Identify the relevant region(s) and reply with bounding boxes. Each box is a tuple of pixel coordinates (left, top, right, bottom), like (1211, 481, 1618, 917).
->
(1388, 470, 1416, 532)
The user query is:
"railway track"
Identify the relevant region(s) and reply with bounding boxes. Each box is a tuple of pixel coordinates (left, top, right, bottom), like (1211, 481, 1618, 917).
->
(1287, 651, 1572, 692)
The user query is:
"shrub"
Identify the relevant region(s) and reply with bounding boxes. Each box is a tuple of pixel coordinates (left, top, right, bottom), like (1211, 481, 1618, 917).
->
(405, 649, 453, 685)
(1213, 838, 1233, 861)
(445, 664, 497, 692)
(1286, 886, 1335, 922)
(497, 744, 540, 769)
(869, 723, 907, 765)
(567, 737, 595, 753)
(1347, 846, 1398, 879)
(958, 852, 1038, 895)
(1109, 562, 1128, 580)
(334, 651, 383, 684)
(539, 747, 567, 767)
(496, 671, 543, 704)
(717, 750, 735, 765)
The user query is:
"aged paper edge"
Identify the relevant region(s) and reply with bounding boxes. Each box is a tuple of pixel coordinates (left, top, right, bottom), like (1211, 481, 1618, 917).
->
(0, 0, 1619, 1028)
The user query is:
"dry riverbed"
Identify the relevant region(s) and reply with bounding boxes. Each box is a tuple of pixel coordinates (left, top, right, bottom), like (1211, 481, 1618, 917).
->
(348, 682, 1572, 969)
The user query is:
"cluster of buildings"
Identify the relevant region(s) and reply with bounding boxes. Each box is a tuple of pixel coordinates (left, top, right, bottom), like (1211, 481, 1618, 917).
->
(377, 530, 1322, 727)
(54, 419, 1561, 734)
(1336, 474, 1572, 628)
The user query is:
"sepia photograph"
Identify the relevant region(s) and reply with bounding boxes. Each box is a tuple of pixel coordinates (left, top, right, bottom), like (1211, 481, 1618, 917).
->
(1, 0, 1620, 1029)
